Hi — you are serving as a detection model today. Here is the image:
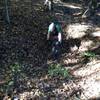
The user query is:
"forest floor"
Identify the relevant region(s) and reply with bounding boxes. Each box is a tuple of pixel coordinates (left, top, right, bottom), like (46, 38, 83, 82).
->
(0, 0, 100, 99)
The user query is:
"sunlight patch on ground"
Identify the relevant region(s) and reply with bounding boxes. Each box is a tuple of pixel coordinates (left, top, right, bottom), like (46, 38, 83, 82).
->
(64, 58, 79, 65)
(66, 23, 92, 38)
(73, 61, 100, 99)
(81, 77, 100, 99)
(61, 2, 82, 9)
(79, 40, 94, 52)
(19, 91, 34, 100)
(97, 13, 100, 16)
(74, 61, 100, 77)
(64, 4, 81, 9)
(19, 89, 42, 100)
(91, 31, 100, 37)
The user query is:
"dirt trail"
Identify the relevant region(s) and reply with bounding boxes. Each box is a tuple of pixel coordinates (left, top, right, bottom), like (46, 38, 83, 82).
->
(54, 1, 100, 99)
(73, 61, 100, 99)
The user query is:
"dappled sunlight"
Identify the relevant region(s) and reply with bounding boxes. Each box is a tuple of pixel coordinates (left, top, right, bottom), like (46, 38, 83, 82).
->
(63, 58, 79, 66)
(73, 61, 100, 77)
(53, 0, 82, 17)
(66, 23, 93, 38)
(97, 13, 100, 16)
(62, 53, 80, 67)
(73, 61, 100, 99)
(62, 3, 82, 9)
(79, 40, 94, 52)
(91, 31, 100, 37)
(19, 91, 35, 100)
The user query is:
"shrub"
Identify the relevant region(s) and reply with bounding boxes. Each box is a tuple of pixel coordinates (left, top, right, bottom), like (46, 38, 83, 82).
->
(48, 64, 70, 78)
(82, 51, 96, 58)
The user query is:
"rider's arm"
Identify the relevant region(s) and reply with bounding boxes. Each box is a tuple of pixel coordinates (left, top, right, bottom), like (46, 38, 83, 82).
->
(47, 31, 50, 40)
(58, 32, 62, 43)
(55, 23, 62, 43)
(47, 23, 53, 40)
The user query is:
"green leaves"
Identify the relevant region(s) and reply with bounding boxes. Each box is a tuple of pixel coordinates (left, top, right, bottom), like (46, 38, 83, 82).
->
(48, 64, 70, 78)
(10, 62, 21, 73)
(7, 81, 14, 86)
(82, 51, 96, 58)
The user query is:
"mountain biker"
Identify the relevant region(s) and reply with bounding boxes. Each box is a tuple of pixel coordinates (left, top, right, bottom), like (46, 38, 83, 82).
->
(47, 21, 62, 59)
(47, 22, 62, 43)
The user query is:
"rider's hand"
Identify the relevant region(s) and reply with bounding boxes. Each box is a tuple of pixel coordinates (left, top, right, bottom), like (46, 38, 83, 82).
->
(58, 32, 62, 43)
(47, 37, 49, 41)
(47, 32, 50, 40)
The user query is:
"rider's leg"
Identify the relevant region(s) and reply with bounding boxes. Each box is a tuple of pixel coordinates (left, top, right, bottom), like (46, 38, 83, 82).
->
(51, 41, 61, 60)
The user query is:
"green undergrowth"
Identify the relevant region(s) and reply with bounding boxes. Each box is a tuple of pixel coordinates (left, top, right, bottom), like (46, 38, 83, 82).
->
(83, 51, 96, 58)
(0, 62, 26, 97)
(82, 51, 96, 58)
(48, 64, 71, 79)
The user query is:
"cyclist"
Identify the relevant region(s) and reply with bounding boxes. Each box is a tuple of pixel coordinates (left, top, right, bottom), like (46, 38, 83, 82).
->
(47, 21, 62, 59)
